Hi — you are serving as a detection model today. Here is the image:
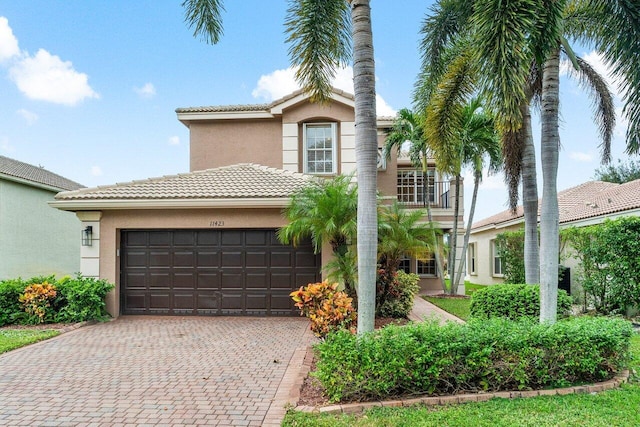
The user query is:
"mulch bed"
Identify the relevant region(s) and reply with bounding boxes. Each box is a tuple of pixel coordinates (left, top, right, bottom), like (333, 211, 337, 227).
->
(0, 323, 71, 331)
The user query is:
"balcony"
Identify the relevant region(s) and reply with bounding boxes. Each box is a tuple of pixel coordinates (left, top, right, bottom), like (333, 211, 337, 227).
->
(398, 180, 451, 209)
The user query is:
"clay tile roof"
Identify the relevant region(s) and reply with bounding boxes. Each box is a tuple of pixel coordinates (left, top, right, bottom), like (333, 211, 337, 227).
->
(0, 155, 84, 191)
(175, 88, 357, 114)
(54, 163, 313, 201)
(471, 180, 634, 230)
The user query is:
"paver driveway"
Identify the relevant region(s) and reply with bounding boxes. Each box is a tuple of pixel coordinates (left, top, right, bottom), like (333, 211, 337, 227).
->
(0, 316, 316, 426)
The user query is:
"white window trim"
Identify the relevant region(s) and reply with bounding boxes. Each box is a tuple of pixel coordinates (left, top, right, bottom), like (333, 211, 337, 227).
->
(303, 122, 338, 175)
(491, 240, 504, 278)
(468, 243, 477, 276)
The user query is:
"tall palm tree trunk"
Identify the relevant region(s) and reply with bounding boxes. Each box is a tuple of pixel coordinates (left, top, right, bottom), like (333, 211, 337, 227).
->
(352, 0, 377, 334)
(449, 175, 461, 294)
(539, 49, 560, 323)
(423, 163, 447, 292)
(521, 105, 540, 284)
(454, 169, 480, 286)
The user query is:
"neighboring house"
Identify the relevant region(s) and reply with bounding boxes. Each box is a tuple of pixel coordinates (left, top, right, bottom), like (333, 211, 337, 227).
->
(0, 155, 83, 280)
(51, 89, 463, 318)
(469, 180, 640, 293)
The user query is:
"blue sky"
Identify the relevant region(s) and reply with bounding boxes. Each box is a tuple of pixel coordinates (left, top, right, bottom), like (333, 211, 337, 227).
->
(0, 1, 634, 223)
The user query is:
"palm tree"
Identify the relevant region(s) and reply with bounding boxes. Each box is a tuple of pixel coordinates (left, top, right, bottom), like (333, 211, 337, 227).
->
(377, 201, 438, 307)
(418, 0, 634, 322)
(184, 0, 380, 333)
(383, 109, 447, 292)
(277, 174, 358, 295)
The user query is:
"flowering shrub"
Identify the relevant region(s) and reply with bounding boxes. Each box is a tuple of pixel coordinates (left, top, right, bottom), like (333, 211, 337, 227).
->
(290, 281, 357, 338)
(19, 283, 57, 323)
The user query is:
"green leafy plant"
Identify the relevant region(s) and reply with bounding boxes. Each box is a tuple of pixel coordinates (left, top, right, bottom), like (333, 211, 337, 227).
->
(290, 281, 357, 338)
(495, 230, 527, 284)
(313, 317, 631, 402)
(376, 270, 420, 318)
(0, 279, 27, 326)
(469, 284, 572, 321)
(54, 275, 114, 322)
(19, 283, 57, 324)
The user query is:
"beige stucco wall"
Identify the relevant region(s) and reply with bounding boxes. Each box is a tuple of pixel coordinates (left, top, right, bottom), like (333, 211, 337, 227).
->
(282, 100, 354, 124)
(468, 223, 522, 285)
(97, 207, 331, 317)
(189, 119, 283, 171)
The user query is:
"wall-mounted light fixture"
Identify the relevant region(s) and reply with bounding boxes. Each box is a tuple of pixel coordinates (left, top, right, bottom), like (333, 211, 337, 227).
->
(82, 226, 93, 246)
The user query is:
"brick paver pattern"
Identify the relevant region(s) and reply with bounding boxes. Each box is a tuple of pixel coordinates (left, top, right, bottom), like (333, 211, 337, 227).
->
(0, 316, 315, 426)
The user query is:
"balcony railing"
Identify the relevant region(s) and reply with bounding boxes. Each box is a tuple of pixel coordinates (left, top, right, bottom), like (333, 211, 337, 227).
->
(398, 180, 451, 209)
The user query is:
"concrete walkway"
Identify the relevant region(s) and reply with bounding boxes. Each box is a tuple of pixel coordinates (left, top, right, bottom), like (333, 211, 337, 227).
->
(409, 295, 466, 324)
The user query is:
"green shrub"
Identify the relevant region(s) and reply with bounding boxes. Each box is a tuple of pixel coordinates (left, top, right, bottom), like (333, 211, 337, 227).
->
(0, 279, 27, 326)
(313, 317, 631, 402)
(54, 275, 114, 322)
(376, 271, 420, 318)
(469, 284, 572, 320)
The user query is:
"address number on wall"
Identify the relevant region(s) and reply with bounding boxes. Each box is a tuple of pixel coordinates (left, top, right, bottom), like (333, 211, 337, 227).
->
(209, 220, 225, 227)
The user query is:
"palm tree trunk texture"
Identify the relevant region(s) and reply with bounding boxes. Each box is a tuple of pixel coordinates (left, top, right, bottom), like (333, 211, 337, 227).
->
(539, 49, 560, 323)
(351, 0, 378, 334)
(423, 165, 447, 292)
(449, 175, 462, 294)
(521, 105, 540, 285)
(454, 170, 481, 287)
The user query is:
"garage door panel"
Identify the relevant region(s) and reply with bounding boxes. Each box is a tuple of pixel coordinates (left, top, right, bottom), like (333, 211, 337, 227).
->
(246, 251, 267, 266)
(121, 229, 320, 316)
(149, 251, 170, 267)
(197, 272, 219, 289)
(173, 230, 196, 246)
(221, 252, 242, 267)
(197, 251, 219, 267)
(220, 271, 242, 288)
(173, 273, 195, 288)
(270, 252, 292, 267)
(149, 231, 171, 247)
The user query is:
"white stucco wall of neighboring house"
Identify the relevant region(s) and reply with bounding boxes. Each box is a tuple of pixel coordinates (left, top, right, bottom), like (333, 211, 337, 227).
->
(0, 179, 80, 280)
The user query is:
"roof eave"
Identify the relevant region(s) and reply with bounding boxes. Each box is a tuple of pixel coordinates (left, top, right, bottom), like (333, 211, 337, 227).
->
(1, 173, 69, 193)
(48, 197, 291, 212)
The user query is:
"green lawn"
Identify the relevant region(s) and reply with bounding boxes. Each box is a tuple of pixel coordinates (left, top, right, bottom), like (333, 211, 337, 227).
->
(0, 329, 60, 354)
(424, 295, 471, 321)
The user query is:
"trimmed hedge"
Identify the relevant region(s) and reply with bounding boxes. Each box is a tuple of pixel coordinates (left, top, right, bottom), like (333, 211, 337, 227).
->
(313, 317, 632, 402)
(470, 284, 572, 320)
(0, 275, 114, 325)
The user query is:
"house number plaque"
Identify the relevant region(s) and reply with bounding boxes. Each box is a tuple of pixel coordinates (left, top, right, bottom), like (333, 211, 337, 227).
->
(209, 220, 225, 227)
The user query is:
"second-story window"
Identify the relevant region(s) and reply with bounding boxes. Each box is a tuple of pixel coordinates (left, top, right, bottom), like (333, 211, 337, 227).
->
(304, 123, 337, 174)
(397, 168, 436, 206)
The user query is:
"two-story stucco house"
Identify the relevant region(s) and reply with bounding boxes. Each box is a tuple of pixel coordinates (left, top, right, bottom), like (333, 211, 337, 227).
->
(51, 89, 463, 318)
(0, 155, 83, 279)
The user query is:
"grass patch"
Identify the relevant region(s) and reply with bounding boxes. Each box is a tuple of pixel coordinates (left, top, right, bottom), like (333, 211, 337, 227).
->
(283, 333, 640, 427)
(465, 282, 488, 295)
(424, 295, 471, 321)
(0, 329, 60, 354)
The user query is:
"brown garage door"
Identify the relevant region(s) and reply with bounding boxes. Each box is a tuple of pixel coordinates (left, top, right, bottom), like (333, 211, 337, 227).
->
(120, 229, 321, 316)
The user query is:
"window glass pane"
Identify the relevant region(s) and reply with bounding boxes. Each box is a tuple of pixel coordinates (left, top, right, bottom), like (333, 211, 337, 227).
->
(305, 124, 335, 174)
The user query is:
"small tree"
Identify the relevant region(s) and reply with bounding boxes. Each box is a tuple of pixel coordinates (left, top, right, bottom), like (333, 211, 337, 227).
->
(495, 230, 526, 284)
(594, 159, 640, 184)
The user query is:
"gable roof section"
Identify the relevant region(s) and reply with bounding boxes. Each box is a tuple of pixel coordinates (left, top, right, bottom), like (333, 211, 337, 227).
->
(51, 164, 314, 211)
(471, 180, 634, 231)
(0, 155, 84, 191)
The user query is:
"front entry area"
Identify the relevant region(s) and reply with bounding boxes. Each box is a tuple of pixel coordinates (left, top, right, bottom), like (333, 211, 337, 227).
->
(120, 229, 321, 316)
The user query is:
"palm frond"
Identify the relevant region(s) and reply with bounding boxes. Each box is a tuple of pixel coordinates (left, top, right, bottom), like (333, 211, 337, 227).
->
(564, 54, 615, 163)
(285, 0, 351, 103)
(182, 0, 225, 45)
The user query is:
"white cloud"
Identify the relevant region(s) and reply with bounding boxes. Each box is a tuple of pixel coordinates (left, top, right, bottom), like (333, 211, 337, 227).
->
(252, 66, 396, 116)
(17, 108, 38, 125)
(90, 165, 103, 176)
(8, 49, 99, 106)
(0, 17, 19, 61)
(134, 82, 156, 98)
(569, 151, 593, 163)
(168, 136, 180, 146)
(0, 136, 15, 152)
(464, 168, 506, 191)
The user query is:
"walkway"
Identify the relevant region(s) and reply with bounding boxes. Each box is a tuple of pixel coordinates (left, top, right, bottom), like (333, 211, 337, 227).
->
(409, 295, 466, 324)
